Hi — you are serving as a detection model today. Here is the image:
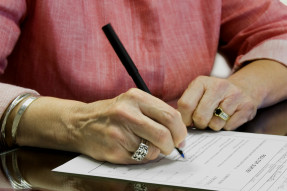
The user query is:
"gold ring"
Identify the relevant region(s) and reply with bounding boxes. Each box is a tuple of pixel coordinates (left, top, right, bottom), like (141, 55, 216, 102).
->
(214, 107, 230, 121)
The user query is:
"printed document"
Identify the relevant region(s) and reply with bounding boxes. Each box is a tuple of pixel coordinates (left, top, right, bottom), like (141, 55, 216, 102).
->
(53, 129, 287, 191)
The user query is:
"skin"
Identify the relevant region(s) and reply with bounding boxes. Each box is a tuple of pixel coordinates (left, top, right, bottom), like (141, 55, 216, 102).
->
(9, 59, 287, 164)
(178, 59, 287, 131)
(14, 88, 187, 164)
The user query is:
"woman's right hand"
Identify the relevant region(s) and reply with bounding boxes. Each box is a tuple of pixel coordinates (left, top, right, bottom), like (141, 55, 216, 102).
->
(16, 88, 187, 164)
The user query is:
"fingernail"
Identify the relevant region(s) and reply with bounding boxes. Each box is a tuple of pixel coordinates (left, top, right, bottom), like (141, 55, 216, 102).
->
(178, 140, 186, 149)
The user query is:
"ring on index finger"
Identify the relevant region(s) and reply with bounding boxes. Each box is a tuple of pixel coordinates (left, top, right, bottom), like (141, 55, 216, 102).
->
(131, 139, 149, 161)
(214, 107, 230, 121)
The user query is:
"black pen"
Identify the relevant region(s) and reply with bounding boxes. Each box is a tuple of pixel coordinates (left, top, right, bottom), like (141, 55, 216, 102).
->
(102, 23, 184, 158)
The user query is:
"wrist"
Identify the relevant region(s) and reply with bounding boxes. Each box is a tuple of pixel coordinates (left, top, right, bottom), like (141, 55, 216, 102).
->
(227, 75, 264, 109)
(16, 97, 86, 152)
(1, 94, 37, 149)
(228, 59, 287, 108)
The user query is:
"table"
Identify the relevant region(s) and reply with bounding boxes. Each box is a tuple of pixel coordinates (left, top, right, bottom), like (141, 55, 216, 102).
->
(1, 100, 287, 191)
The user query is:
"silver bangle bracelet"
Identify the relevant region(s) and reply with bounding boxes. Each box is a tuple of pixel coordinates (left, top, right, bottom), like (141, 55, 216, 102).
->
(1, 94, 31, 139)
(11, 96, 38, 144)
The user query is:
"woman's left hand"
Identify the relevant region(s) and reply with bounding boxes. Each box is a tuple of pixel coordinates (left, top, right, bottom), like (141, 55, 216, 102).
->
(177, 75, 258, 131)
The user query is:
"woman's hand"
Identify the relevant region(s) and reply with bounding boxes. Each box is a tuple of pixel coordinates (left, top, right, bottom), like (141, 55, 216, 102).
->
(177, 75, 258, 131)
(177, 60, 287, 131)
(16, 88, 187, 164)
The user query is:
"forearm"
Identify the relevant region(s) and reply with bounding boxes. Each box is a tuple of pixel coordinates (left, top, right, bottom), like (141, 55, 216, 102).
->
(8, 89, 187, 164)
(228, 59, 287, 108)
(12, 97, 84, 152)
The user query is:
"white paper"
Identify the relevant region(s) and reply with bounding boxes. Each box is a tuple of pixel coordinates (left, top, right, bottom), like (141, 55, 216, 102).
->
(53, 129, 287, 191)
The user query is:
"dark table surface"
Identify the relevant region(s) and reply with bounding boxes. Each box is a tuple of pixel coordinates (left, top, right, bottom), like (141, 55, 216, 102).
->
(1, 99, 287, 191)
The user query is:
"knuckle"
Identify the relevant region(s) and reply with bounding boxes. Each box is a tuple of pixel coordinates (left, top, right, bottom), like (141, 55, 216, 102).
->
(194, 75, 206, 83)
(189, 75, 205, 88)
(228, 88, 242, 100)
(155, 128, 170, 146)
(193, 113, 209, 128)
(161, 110, 177, 124)
(106, 149, 125, 163)
(107, 128, 125, 144)
(164, 147, 174, 155)
(111, 103, 125, 114)
(215, 79, 229, 90)
(133, 117, 147, 128)
(177, 98, 194, 111)
(209, 123, 223, 131)
(125, 88, 143, 100)
(224, 124, 235, 131)
(175, 110, 182, 118)
(111, 103, 133, 121)
(241, 101, 257, 120)
(148, 147, 160, 160)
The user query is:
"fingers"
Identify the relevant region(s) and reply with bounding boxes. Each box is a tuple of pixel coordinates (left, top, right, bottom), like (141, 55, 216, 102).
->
(119, 139, 161, 164)
(210, 95, 256, 131)
(208, 106, 233, 131)
(96, 126, 161, 164)
(129, 139, 161, 163)
(177, 76, 257, 131)
(129, 114, 176, 155)
(113, 123, 163, 160)
(89, 88, 187, 164)
(208, 96, 239, 131)
(224, 103, 257, 130)
(120, 88, 187, 151)
(177, 79, 205, 126)
(191, 88, 223, 129)
(139, 102, 187, 149)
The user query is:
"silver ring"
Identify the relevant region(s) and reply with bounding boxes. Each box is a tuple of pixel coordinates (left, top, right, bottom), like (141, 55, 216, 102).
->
(131, 139, 148, 161)
(214, 107, 230, 121)
(133, 183, 147, 191)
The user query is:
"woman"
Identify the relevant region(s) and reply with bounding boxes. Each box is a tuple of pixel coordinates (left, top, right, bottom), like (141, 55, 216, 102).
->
(0, 0, 287, 164)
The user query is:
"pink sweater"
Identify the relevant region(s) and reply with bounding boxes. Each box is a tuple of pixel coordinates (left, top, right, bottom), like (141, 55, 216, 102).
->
(0, 0, 287, 117)
(0, 0, 287, 188)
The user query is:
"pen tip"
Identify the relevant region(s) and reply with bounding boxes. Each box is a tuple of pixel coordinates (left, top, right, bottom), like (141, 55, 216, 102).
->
(176, 148, 185, 158)
(181, 153, 185, 158)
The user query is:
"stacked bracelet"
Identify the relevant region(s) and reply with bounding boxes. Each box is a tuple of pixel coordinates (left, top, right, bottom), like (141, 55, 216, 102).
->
(11, 96, 38, 145)
(1, 94, 38, 149)
(1, 94, 30, 139)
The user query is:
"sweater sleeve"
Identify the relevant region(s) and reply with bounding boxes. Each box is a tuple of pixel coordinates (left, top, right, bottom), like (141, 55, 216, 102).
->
(0, 0, 39, 119)
(220, 0, 287, 71)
